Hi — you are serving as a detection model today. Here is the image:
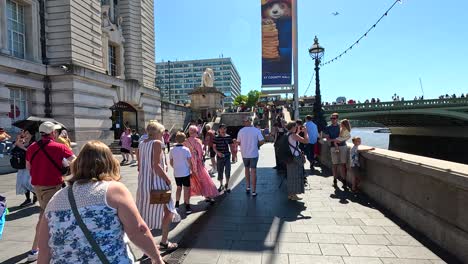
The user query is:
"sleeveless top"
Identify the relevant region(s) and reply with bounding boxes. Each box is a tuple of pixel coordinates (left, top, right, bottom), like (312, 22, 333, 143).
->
(288, 133, 300, 157)
(45, 181, 133, 264)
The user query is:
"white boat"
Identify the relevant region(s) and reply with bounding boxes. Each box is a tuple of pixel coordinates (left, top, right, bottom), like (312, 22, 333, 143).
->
(374, 128, 391, 133)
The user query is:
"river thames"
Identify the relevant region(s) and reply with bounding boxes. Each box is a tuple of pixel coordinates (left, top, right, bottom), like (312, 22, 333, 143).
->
(348, 127, 390, 149)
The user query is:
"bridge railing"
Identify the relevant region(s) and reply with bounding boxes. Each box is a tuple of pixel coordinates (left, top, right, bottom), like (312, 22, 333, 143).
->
(299, 97, 468, 115)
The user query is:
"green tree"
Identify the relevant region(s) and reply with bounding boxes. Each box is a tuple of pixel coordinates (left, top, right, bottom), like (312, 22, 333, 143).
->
(233, 95, 248, 106)
(246, 90, 261, 107)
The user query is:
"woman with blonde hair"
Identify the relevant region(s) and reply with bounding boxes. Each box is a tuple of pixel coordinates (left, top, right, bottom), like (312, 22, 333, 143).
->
(136, 121, 180, 251)
(184, 125, 219, 202)
(332, 119, 351, 152)
(56, 129, 72, 150)
(37, 141, 165, 264)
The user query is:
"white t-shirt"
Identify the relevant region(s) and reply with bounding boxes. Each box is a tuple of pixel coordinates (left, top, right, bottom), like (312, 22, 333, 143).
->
(169, 145, 192, 177)
(237, 126, 264, 158)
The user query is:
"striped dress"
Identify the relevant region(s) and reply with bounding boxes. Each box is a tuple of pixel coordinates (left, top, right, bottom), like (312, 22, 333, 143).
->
(136, 140, 180, 230)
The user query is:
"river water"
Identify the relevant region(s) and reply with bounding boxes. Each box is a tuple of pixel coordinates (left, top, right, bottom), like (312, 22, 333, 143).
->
(347, 127, 390, 149)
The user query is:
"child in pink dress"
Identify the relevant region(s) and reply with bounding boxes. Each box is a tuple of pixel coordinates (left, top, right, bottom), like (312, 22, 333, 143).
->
(230, 139, 238, 164)
(184, 126, 219, 202)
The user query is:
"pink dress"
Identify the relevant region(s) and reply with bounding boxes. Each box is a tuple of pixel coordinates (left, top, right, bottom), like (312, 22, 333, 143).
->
(184, 137, 219, 198)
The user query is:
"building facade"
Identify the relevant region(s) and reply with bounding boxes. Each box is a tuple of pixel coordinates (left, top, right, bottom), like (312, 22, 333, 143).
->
(155, 58, 241, 107)
(0, 0, 161, 148)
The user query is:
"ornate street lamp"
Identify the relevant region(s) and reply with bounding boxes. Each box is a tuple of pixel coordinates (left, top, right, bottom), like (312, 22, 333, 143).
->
(308, 36, 327, 132)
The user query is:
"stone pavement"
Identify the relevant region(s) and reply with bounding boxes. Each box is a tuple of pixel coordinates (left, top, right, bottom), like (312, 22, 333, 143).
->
(0, 144, 454, 263)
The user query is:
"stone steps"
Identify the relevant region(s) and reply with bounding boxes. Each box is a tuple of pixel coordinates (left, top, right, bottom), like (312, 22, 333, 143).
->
(109, 140, 121, 155)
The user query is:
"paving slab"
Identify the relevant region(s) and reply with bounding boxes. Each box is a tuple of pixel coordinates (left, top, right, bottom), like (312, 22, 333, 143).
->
(0, 144, 455, 263)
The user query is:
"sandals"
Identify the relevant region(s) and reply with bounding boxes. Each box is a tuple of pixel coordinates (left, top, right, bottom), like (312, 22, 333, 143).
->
(159, 241, 178, 250)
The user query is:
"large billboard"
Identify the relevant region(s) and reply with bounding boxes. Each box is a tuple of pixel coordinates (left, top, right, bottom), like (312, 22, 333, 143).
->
(261, 0, 292, 86)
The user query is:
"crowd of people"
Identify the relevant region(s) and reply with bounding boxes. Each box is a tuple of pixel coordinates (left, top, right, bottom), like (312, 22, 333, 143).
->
(438, 93, 466, 99)
(1, 105, 381, 263)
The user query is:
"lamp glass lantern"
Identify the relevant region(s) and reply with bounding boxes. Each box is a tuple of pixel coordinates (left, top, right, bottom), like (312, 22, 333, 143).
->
(308, 36, 325, 61)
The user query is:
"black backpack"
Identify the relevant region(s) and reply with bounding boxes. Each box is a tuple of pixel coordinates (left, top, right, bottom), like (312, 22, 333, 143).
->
(10, 146, 26, 170)
(276, 133, 300, 165)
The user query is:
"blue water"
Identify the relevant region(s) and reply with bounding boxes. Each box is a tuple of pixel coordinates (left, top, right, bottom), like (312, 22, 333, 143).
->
(348, 127, 390, 149)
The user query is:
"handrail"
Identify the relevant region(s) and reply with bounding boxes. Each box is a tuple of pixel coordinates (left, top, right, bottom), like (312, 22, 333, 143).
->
(299, 97, 468, 114)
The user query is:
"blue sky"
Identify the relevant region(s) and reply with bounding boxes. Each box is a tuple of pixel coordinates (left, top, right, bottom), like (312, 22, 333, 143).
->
(154, 0, 468, 103)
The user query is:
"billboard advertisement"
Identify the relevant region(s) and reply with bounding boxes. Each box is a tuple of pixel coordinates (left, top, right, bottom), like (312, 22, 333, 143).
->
(261, 0, 292, 86)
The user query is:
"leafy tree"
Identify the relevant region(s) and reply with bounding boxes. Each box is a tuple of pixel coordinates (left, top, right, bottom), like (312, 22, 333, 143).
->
(246, 90, 261, 107)
(233, 95, 248, 106)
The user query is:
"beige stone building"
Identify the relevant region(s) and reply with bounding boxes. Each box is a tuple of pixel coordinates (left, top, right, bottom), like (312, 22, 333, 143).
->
(0, 0, 161, 147)
(189, 86, 225, 121)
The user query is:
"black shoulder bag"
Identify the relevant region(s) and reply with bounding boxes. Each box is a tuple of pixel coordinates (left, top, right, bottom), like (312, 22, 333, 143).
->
(30, 140, 69, 175)
(68, 186, 111, 264)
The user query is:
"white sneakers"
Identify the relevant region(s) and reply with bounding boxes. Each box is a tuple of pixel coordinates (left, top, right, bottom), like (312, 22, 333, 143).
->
(27, 250, 39, 262)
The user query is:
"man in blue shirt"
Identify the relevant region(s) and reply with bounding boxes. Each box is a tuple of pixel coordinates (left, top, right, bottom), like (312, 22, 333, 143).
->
(304, 115, 319, 170)
(323, 113, 347, 189)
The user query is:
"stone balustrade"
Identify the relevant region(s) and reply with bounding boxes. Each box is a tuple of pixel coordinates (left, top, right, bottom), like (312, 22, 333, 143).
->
(300, 98, 468, 115)
(318, 141, 468, 263)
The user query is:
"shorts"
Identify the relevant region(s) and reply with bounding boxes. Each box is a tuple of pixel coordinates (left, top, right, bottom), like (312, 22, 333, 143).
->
(331, 145, 348, 165)
(243, 157, 259, 168)
(120, 148, 130, 153)
(34, 184, 62, 212)
(209, 147, 216, 158)
(175, 175, 191, 187)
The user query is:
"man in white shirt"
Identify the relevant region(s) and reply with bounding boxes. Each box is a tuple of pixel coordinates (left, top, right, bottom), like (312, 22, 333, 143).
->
(237, 116, 264, 196)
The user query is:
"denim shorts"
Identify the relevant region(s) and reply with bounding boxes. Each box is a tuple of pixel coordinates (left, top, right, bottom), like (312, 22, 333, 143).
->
(242, 157, 259, 168)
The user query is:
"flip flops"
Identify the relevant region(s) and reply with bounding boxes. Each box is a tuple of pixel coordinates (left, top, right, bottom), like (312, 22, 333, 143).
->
(159, 241, 178, 250)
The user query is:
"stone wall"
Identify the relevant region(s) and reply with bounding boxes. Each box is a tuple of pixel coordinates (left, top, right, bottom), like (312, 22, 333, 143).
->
(46, 0, 105, 72)
(318, 142, 468, 263)
(119, 0, 156, 88)
(160, 101, 192, 133)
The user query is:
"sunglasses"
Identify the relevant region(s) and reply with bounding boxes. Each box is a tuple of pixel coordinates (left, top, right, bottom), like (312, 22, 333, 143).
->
(330, 117, 337, 120)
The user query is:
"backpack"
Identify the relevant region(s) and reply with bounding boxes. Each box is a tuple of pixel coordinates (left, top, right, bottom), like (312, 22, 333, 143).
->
(10, 146, 26, 170)
(276, 133, 300, 165)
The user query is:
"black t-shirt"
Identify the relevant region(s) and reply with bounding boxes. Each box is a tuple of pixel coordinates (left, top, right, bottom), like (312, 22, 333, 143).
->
(213, 134, 233, 154)
(131, 134, 140, 144)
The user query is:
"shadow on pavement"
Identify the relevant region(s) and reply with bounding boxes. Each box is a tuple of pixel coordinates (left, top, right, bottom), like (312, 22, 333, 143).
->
(0, 252, 30, 264)
(6, 205, 40, 221)
(162, 164, 310, 264)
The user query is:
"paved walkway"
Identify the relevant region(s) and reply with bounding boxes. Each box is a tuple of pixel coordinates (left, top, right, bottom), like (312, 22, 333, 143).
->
(0, 144, 453, 263)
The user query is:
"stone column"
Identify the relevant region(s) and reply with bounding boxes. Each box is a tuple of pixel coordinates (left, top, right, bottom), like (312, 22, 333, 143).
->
(0, 82, 11, 129)
(0, 0, 10, 54)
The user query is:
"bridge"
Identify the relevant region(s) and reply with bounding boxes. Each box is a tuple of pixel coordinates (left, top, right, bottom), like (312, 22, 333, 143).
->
(299, 98, 468, 164)
(300, 97, 468, 127)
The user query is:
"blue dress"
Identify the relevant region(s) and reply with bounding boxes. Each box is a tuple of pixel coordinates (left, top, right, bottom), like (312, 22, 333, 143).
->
(45, 182, 134, 263)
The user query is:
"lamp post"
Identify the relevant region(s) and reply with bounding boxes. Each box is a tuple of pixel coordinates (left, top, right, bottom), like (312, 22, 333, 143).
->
(308, 36, 327, 132)
(167, 60, 172, 102)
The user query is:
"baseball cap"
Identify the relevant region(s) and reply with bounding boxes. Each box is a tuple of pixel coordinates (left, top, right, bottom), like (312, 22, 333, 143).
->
(218, 123, 227, 128)
(39, 121, 61, 134)
(243, 116, 253, 122)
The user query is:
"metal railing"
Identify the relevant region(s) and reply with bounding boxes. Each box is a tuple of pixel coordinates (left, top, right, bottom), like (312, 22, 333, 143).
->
(299, 97, 468, 115)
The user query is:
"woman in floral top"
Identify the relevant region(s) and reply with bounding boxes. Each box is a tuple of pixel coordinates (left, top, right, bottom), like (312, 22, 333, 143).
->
(37, 141, 165, 264)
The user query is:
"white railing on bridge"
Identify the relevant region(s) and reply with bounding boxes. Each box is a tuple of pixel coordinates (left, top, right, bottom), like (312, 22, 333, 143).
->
(299, 97, 468, 114)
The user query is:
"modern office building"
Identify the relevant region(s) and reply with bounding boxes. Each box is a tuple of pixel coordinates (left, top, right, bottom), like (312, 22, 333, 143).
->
(156, 58, 241, 107)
